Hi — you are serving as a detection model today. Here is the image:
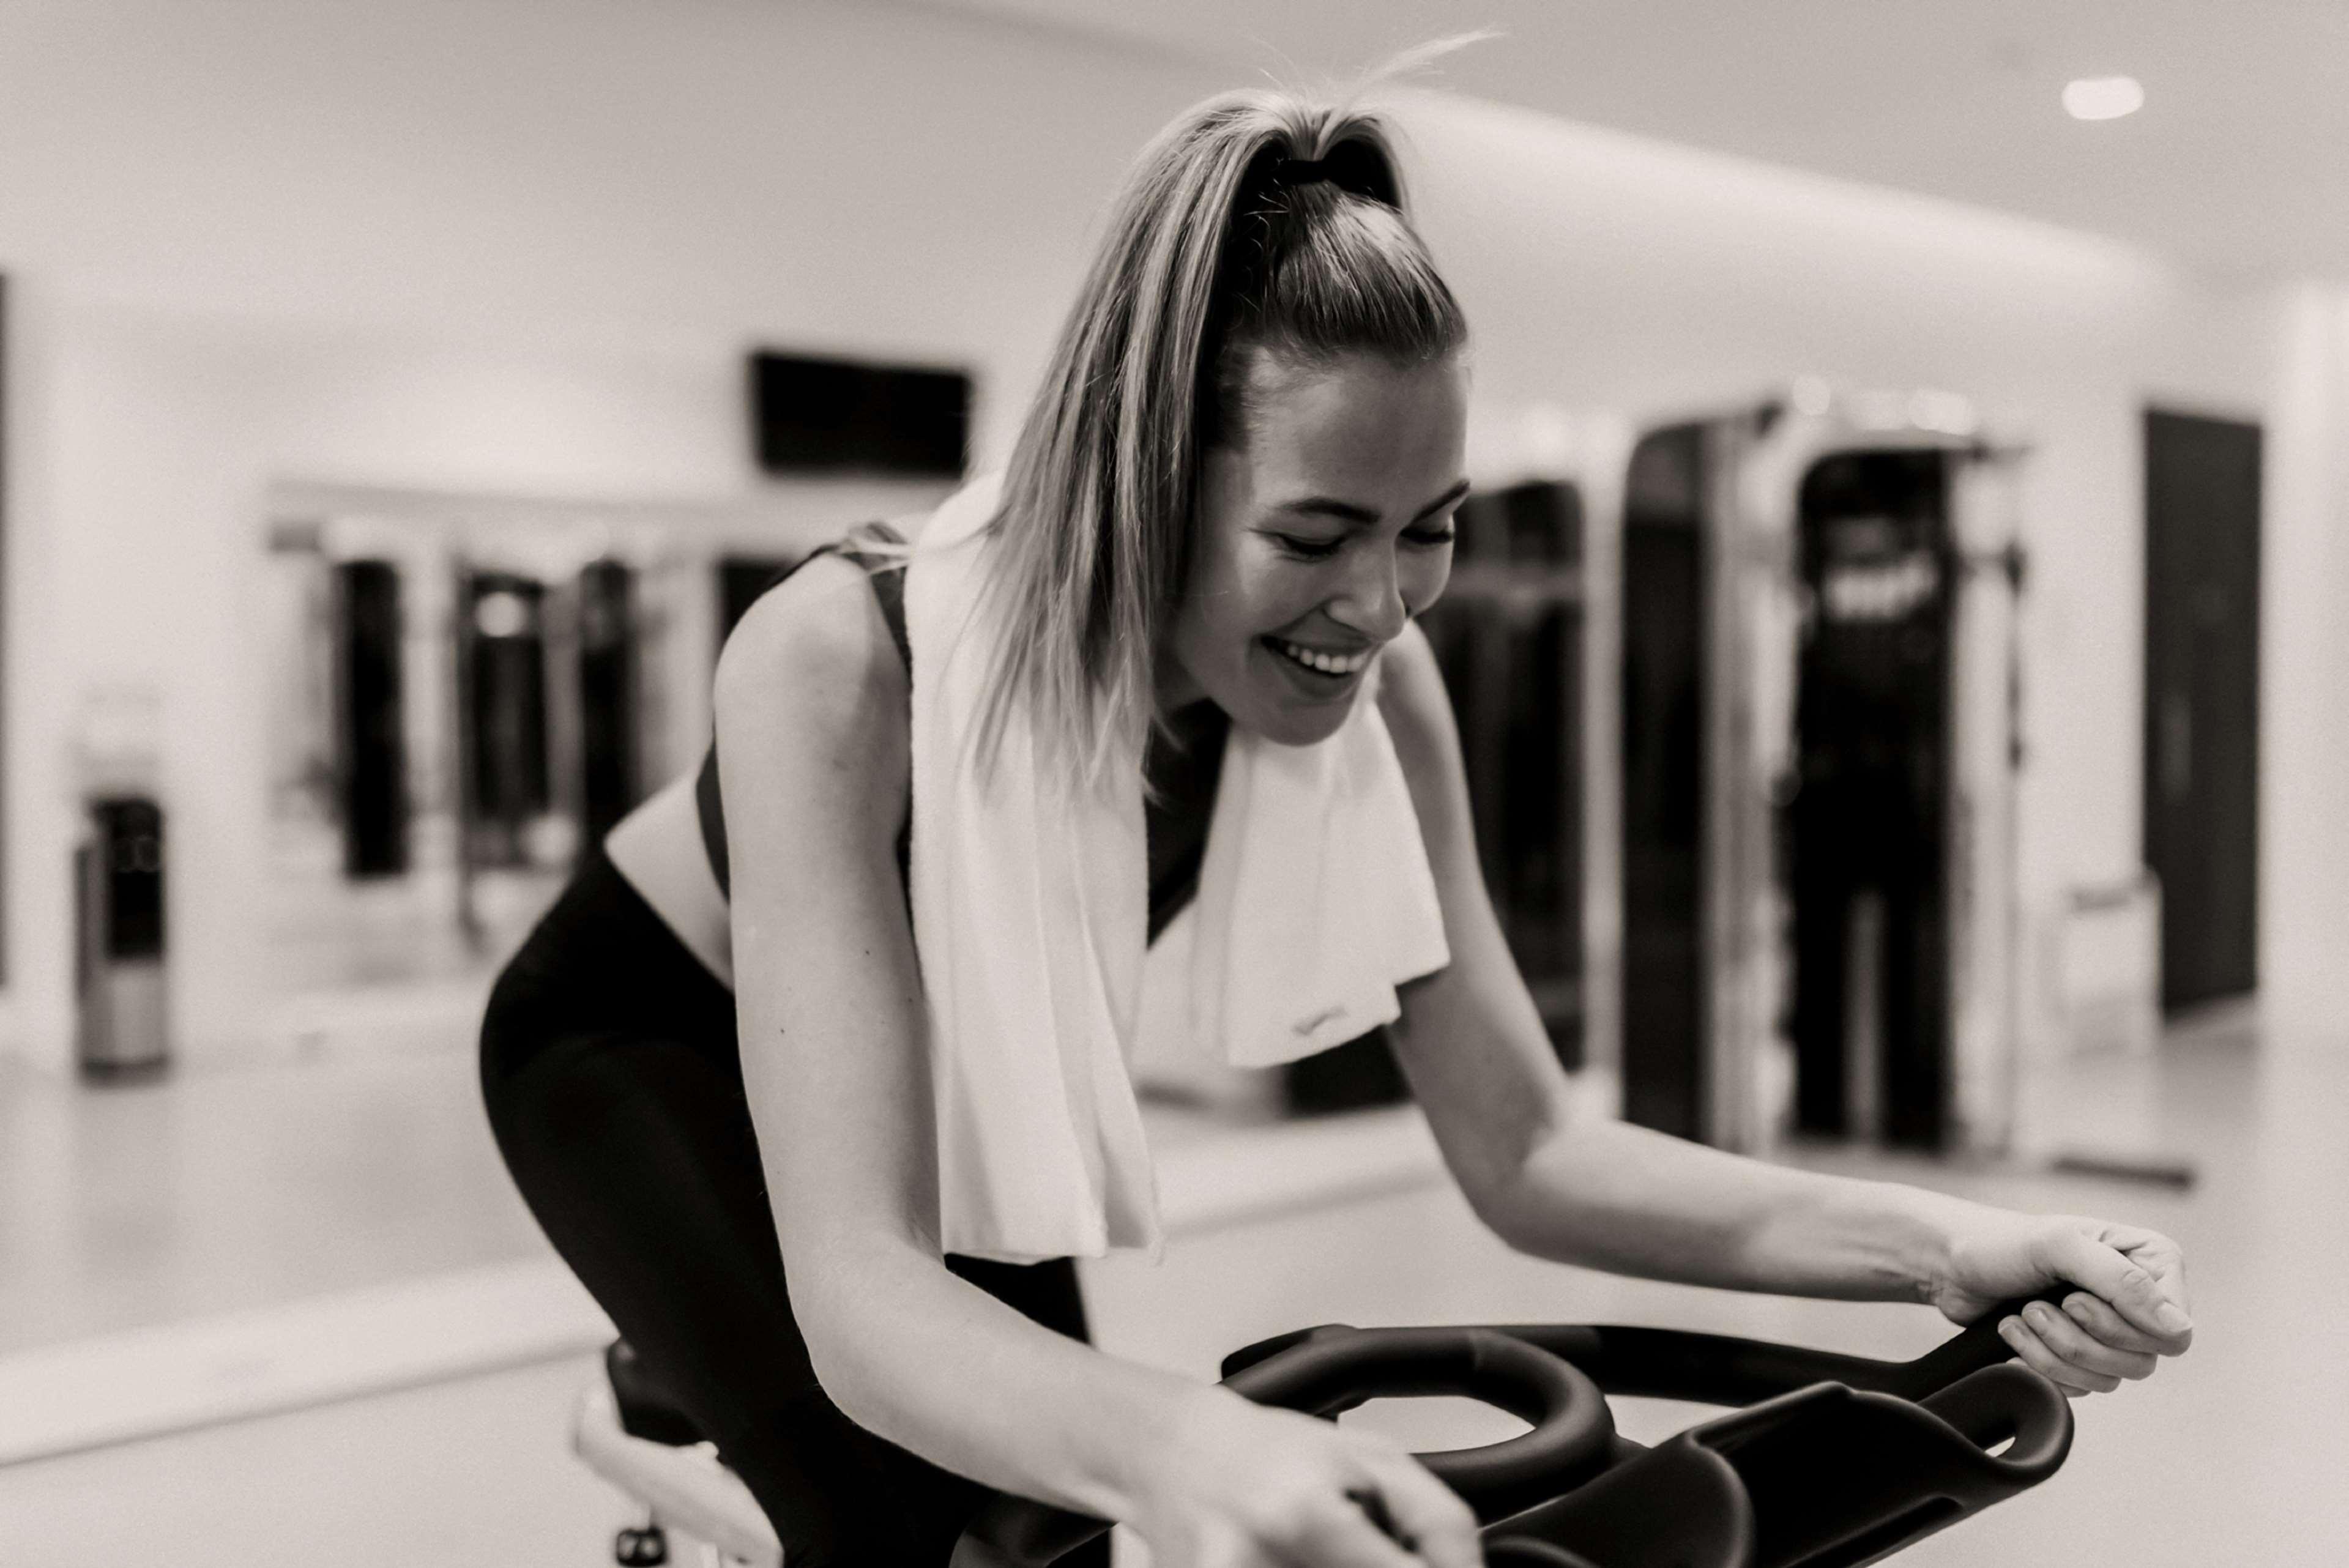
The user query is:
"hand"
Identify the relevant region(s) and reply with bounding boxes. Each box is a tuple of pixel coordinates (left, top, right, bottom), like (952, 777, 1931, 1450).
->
(1131, 1384, 1483, 1568)
(1929, 1207, 2194, 1397)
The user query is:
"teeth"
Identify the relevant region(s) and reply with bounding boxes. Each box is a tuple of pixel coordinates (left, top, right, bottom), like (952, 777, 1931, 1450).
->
(1273, 638, 1373, 676)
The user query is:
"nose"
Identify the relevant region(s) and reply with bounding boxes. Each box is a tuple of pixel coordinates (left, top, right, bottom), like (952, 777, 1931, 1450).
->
(1326, 541, 1411, 644)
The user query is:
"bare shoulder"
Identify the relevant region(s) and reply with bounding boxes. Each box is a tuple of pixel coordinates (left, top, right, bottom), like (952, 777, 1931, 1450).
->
(712, 554, 909, 808)
(1376, 621, 1464, 763)
(1375, 620, 1478, 867)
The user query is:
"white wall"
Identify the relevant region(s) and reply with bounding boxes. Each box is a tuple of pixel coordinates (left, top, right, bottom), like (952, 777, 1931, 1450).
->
(2263, 286, 2349, 1017)
(0, 0, 2325, 1066)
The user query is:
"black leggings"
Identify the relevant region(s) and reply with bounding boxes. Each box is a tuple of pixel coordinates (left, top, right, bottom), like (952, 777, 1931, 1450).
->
(479, 849, 1107, 1566)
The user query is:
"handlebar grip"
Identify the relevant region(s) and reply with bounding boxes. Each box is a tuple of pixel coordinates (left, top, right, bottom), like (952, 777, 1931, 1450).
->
(1500, 1285, 2090, 1406)
(1891, 1288, 2077, 1402)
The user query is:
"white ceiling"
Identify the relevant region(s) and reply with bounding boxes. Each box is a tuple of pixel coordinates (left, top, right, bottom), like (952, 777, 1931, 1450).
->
(912, 0, 2349, 281)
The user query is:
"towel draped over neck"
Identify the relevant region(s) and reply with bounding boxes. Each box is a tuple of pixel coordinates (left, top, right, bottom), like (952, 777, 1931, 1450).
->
(905, 475, 1450, 1263)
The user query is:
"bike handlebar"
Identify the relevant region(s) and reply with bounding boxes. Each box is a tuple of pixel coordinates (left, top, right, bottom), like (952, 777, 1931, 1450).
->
(1218, 1325, 1615, 1514)
(956, 1290, 2074, 1568)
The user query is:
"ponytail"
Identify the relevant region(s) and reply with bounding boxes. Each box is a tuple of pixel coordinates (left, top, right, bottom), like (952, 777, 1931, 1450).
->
(973, 84, 1468, 792)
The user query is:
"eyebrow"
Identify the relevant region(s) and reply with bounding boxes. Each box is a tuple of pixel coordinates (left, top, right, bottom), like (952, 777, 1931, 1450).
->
(1273, 478, 1472, 528)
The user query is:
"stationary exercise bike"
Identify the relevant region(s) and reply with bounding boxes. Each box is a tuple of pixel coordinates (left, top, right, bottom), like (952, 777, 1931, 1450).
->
(573, 1290, 2074, 1567)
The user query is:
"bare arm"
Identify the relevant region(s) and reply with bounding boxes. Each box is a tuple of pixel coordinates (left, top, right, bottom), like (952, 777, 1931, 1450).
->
(714, 560, 1193, 1518)
(713, 566, 1483, 1566)
(1374, 624, 1973, 1303)
(1378, 626, 2192, 1397)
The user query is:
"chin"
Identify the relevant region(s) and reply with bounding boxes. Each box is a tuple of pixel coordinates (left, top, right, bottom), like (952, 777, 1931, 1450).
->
(1240, 693, 1357, 748)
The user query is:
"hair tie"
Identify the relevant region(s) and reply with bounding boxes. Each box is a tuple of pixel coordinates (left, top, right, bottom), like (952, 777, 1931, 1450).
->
(1262, 143, 1400, 208)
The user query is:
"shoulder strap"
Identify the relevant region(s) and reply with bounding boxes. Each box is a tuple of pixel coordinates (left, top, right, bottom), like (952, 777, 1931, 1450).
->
(696, 520, 910, 898)
(836, 520, 912, 670)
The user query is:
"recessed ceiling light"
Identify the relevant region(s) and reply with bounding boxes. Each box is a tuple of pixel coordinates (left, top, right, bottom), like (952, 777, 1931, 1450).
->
(2063, 76, 2144, 121)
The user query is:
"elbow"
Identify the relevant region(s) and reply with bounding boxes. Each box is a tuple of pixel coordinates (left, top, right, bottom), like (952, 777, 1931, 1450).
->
(776, 1240, 893, 1430)
(778, 1227, 942, 1438)
(1465, 1174, 1549, 1257)
(1453, 1112, 1589, 1263)
(790, 1288, 867, 1421)
(782, 1272, 862, 1413)
(1450, 1135, 1550, 1256)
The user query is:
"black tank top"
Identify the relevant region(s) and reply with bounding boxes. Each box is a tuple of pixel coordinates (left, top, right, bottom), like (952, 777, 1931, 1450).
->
(694, 522, 1228, 943)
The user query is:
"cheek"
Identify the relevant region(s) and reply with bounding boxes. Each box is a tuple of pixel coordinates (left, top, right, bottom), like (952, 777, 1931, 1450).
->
(1212, 551, 1317, 643)
(1403, 551, 1453, 614)
(1175, 563, 1270, 683)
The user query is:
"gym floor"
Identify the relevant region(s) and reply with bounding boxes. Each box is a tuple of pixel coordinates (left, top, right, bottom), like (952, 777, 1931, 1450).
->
(1, 1005, 2339, 1566)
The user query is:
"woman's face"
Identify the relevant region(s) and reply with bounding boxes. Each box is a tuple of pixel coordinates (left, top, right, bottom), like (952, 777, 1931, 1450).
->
(1166, 346, 1469, 746)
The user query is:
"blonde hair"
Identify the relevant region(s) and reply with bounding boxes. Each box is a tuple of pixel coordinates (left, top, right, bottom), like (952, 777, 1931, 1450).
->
(970, 83, 1469, 792)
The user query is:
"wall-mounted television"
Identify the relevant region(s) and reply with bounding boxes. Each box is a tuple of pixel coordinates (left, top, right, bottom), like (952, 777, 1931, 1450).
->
(748, 350, 969, 478)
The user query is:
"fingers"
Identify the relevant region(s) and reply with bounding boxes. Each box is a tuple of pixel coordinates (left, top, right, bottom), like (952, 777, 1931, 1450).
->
(2044, 1224, 2195, 1354)
(1998, 1313, 2110, 1396)
(2022, 1297, 2157, 1383)
(2056, 1289, 2167, 1358)
(1270, 1488, 1464, 1568)
(1352, 1452, 1483, 1568)
(2119, 1225, 2195, 1337)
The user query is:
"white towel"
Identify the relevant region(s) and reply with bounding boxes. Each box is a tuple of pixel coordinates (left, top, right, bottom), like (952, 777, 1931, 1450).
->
(906, 474, 1450, 1263)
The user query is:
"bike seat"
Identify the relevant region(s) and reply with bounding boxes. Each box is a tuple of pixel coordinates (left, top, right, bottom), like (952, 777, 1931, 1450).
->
(605, 1339, 708, 1449)
(575, 1350, 783, 1568)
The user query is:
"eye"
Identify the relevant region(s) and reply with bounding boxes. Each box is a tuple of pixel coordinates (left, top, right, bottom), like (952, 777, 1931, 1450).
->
(1404, 521, 1457, 549)
(1269, 532, 1346, 560)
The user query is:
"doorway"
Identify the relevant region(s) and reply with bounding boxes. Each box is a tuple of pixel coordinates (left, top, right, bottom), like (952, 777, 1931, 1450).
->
(2143, 409, 2261, 1011)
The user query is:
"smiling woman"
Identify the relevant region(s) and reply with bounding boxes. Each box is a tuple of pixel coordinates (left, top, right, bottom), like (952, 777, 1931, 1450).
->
(970, 97, 1469, 785)
(480, 81, 1497, 1568)
(1167, 352, 1470, 744)
(475, 63, 2192, 1568)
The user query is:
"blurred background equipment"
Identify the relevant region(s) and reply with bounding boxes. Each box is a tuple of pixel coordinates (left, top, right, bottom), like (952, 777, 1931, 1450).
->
(575, 557, 643, 849)
(1620, 389, 2026, 1156)
(70, 684, 172, 1080)
(1421, 481, 1593, 1067)
(256, 486, 941, 1010)
(74, 795, 169, 1080)
(335, 560, 411, 880)
(458, 576, 553, 866)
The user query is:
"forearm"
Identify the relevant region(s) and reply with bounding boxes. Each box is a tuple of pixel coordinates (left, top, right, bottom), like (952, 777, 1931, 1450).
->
(792, 1232, 1202, 1523)
(1486, 1114, 1990, 1303)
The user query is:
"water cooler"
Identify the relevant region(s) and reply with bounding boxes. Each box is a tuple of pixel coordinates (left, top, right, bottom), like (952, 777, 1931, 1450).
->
(76, 795, 169, 1078)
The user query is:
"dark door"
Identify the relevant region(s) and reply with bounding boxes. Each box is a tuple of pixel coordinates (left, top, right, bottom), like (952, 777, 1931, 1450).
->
(1620, 424, 1708, 1140)
(2143, 409, 2260, 1009)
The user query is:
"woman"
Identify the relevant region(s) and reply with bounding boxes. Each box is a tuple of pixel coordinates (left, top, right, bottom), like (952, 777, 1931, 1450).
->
(481, 84, 2192, 1568)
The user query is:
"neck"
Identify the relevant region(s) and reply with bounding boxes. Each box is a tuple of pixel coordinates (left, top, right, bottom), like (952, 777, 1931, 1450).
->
(1153, 643, 1207, 718)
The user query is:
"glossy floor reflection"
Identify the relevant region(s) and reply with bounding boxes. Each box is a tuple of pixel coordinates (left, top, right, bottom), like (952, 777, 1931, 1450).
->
(0, 1040, 542, 1354)
(1, 1005, 2340, 1566)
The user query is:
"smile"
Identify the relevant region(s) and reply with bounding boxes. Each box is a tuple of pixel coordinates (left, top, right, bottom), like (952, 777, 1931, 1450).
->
(1267, 637, 1376, 677)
